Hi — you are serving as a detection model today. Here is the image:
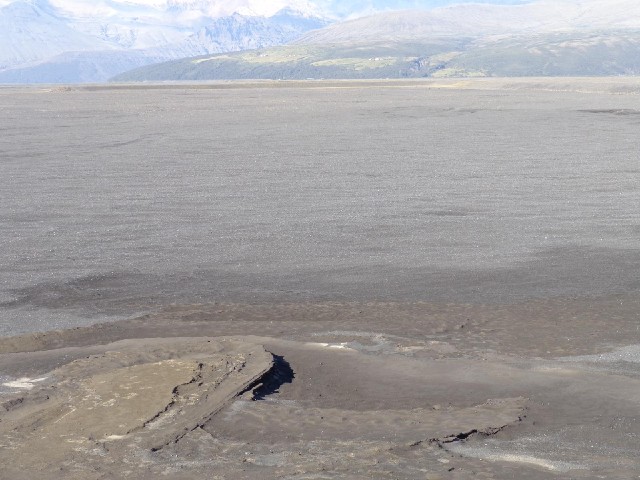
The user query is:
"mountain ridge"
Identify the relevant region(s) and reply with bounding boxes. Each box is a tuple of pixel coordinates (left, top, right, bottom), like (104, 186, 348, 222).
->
(294, 0, 640, 44)
(4, 0, 640, 83)
(111, 1, 640, 82)
(0, 0, 328, 83)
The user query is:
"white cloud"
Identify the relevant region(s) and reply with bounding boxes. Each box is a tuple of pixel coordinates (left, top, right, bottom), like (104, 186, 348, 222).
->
(1, 0, 534, 19)
(47, 0, 118, 17)
(44, 0, 324, 18)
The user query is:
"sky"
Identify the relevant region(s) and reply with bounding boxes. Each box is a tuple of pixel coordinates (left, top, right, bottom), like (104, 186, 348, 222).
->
(0, 0, 535, 19)
(320, 0, 531, 17)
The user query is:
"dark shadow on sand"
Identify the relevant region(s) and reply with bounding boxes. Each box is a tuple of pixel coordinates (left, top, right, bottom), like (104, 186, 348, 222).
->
(253, 354, 295, 400)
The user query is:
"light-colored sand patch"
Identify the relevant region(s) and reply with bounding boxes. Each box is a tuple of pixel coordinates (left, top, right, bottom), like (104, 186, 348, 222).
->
(2, 376, 48, 390)
(310, 331, 456, 357)
(530, 366, 581, 375)
(484, 453, 584, 472)
(559, 344, 640, 364)
(448, 444, 586, 472)
(305, 342, 355, 351)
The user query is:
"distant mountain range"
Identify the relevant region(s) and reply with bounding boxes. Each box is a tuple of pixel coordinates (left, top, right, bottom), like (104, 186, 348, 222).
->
(0, 0, 327, 83)
(112, 0, 640, 81)
(4, 0, 640, 83)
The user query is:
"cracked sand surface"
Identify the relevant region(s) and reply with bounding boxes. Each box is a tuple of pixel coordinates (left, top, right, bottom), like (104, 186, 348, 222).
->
(2, 317, 640, 479)
(0, 338, 273, 478)
(0, 334, 531, 479)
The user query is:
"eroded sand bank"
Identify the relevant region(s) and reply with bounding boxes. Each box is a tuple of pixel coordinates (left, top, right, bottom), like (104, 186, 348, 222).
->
(2, 297, 640, 479)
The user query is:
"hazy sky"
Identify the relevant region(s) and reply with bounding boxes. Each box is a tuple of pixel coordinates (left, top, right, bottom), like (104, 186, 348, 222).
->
(0, 0, 535, 19)
(322, 0, 532, 17)
(322, 0, 530, 11)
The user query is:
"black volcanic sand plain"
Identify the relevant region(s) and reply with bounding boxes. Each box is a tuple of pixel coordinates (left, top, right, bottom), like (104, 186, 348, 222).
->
(1, 78, 640, 479)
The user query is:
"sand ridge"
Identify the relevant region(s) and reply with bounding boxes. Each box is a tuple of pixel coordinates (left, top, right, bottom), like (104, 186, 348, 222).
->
(0, 337, 274, 478)
(1, 302, 640, 478)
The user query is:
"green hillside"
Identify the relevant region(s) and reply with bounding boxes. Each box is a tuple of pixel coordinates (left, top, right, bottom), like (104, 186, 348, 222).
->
(111, 30, 640, 82)
(448, 31, 640, 77)
(110, 39, 474, 81)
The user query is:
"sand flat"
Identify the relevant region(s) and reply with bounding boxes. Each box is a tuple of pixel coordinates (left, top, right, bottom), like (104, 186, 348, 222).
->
(1, 79, 640, 478)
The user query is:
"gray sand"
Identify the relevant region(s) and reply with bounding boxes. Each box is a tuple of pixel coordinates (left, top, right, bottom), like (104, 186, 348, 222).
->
(1, 78, 640, 478)
(1, 78, 640, 334)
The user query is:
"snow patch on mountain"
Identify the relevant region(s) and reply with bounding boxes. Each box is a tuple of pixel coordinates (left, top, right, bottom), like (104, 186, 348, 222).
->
(0, 0, 328, 82)
(0, 1, 112, 70)
(296, 0, 640, 45)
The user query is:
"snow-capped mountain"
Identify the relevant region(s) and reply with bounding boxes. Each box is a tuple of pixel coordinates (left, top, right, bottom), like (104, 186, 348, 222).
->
(0, 1, 110, 70)
(295, 0, 640, 44)
(0, 0, 328, 83)
(112, 0, 640, 82)
(4, 0, 640, 83)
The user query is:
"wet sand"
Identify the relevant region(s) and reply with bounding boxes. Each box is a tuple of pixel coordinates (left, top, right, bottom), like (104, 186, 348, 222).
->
(1, 78, 640, 478)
